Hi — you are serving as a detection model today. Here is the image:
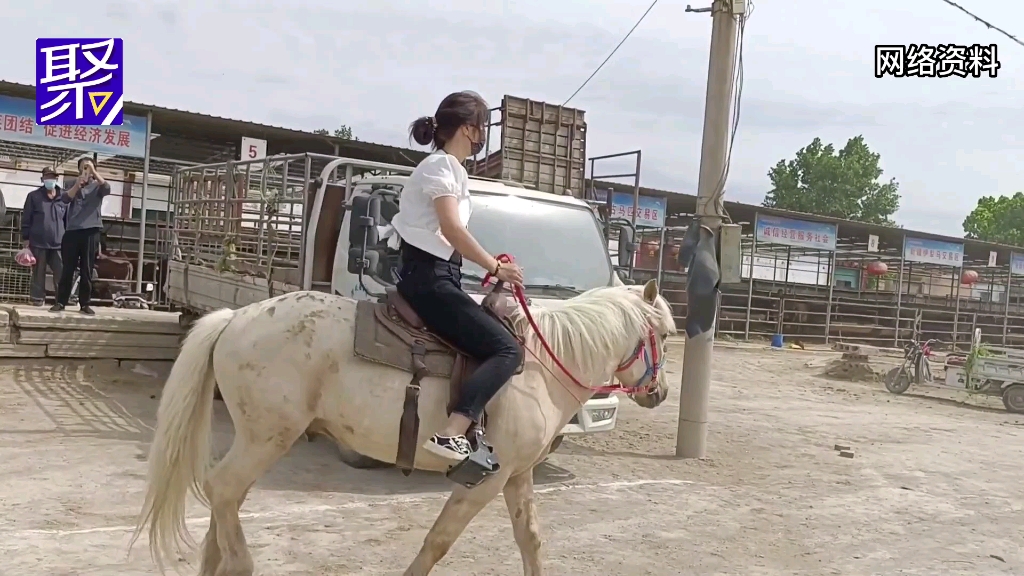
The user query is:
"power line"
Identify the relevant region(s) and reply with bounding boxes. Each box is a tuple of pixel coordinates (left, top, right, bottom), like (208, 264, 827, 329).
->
(562, 0, 659, 106)
(938, 0, 1023, 48)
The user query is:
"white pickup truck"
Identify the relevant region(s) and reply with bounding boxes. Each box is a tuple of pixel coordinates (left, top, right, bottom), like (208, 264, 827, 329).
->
(165, 154, 636, 464)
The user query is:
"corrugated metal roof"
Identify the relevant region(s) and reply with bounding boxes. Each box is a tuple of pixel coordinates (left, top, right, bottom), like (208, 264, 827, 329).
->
(1, 80, 1015, 260)
(595, 179, 1018, 264)
(0, 79, 429, 167)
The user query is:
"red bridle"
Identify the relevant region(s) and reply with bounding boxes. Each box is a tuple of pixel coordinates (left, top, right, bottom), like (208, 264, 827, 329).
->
(482, 254, 662, 397)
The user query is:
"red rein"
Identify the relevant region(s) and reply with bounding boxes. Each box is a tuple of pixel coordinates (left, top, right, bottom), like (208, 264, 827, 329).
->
(482, 254, 642, 395)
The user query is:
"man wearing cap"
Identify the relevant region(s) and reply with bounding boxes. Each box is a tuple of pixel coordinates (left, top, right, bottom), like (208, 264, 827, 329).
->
(21, 167, 66, 306)
(52, 158, 109, 315)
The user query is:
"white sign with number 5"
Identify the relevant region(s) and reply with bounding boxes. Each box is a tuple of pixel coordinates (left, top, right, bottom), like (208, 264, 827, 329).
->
(240, 137, 267, 161)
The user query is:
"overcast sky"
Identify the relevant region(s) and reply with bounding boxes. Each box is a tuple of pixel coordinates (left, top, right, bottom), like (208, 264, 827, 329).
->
(3, 0, 1021, 236)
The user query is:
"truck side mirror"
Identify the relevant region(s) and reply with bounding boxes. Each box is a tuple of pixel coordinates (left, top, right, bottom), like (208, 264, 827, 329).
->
(346, 195, 381, 274)
(617, 225, 636, 268)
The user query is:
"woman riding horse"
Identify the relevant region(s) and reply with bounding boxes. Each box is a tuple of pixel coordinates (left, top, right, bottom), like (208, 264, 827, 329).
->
(391, 91, 525, 463)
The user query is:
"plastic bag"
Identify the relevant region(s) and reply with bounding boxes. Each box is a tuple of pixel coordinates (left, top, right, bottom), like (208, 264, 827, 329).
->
(15, 248, 36, 267)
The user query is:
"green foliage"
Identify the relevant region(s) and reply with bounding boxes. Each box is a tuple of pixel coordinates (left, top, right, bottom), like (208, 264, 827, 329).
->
(763, 136, 900, 225)
(963, 344, 994, 390)
(313, 125, 357, 140)
(963, 192, 1024, 246)
(866, 271, 896, 291)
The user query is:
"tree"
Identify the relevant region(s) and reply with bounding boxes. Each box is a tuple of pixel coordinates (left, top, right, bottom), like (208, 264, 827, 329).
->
(762, 135, 900, 225)
(313, 124, 357, 140)
(963, 192, 1024, 246)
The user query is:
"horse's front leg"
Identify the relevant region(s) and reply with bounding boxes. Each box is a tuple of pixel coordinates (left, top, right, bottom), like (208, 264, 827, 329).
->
(403, 474, 508, 576)
(503, 469, 543, 575)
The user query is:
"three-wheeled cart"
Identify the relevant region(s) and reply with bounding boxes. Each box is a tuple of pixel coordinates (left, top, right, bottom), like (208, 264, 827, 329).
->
(884, 329, 1024, 414)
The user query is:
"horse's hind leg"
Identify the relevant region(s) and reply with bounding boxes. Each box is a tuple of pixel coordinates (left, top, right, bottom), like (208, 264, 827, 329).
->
(503, 470, 543, 575)
(199, 516, 221, 576)
(203, 428, 306, 576)
(403, 474, 509, 576)
(198, 485, 254, 576)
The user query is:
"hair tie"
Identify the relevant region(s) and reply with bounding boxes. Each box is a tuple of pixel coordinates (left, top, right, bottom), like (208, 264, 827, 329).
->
(428, 116, 437, 129)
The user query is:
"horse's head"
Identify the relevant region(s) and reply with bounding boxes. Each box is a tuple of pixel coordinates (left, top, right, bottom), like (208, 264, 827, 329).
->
(612, 279, 675, 409)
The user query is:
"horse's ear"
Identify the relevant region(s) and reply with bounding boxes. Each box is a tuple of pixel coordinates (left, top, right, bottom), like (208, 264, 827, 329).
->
(642, 279, 658, 303)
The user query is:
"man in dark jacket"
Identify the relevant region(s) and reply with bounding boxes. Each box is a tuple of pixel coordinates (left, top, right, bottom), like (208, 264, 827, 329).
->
(52, 158, 109, 315)
(22, 167, 66, 306)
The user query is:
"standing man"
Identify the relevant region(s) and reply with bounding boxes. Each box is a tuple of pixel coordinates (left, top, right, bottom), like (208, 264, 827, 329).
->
(22, 167, 66, 306)
(52, 158, 109, 315)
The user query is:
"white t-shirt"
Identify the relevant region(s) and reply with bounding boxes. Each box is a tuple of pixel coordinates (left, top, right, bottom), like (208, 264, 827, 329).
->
(387, 151, 472, 260)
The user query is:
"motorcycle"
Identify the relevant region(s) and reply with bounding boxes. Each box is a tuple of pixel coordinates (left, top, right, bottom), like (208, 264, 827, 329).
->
(883, 339, 936, 394)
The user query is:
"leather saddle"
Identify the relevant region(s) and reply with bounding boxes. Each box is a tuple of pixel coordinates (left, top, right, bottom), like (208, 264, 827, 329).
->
(352, 286, 523, 475)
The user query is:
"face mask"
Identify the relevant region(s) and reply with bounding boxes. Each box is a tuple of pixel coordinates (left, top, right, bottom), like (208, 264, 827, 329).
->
(43, 179, 56, 190)
(466, 125, 485, 156)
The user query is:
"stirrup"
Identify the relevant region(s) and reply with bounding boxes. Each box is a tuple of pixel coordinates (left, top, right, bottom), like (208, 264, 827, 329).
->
(445, 428, 499, 488)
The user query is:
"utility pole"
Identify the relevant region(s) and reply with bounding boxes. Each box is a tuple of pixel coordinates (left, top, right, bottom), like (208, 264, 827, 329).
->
(676, 0, 744, 458)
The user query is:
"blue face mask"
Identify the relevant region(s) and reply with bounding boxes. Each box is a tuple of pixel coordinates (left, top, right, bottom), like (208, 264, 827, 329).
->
(43, 179, 57, 190)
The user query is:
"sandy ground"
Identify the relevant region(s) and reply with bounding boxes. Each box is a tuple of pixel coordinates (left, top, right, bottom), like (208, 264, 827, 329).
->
(0, 345, 1022, 575)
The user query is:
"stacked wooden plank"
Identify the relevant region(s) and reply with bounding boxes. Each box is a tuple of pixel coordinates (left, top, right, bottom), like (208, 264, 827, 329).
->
(0, 305, 182, 360)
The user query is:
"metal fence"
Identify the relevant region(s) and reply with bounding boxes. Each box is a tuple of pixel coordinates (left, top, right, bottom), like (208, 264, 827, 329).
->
(167, 155, 316, 289)
(623, 214, 1024, 351)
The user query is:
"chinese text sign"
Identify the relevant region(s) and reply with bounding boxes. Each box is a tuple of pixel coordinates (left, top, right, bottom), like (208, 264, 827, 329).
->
(0, 95, 147, 158)
(36, 38, 124, 126)
(1011, 253, 1024, 277)
(594, 190, 666, 228)
(903, 237, 963, 267)
(755, 215, 837, 251)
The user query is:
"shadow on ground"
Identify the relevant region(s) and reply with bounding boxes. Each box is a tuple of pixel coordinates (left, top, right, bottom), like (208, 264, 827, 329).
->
(556, 438, 681, 461)
(902, 392, 1008, 415)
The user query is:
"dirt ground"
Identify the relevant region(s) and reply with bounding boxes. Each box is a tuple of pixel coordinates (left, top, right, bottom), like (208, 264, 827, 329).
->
(0, 344, 1022, 575)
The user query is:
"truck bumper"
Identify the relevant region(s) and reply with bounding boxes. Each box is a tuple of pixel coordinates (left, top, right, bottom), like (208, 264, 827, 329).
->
(559, 394, 619, 435)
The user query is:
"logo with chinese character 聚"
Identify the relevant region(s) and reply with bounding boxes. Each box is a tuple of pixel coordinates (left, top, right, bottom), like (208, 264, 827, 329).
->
(35, 38, 124, 126)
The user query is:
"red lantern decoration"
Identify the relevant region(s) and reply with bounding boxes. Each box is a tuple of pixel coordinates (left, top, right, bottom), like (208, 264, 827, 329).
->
(866, 261, 888, 276)
(961, 270, 979, 285)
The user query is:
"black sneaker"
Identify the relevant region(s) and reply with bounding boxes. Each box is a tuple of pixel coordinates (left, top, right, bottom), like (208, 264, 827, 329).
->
(80, 306, 95, 315)
(49, 303, 64, 312)
(423, 434, 472, 462)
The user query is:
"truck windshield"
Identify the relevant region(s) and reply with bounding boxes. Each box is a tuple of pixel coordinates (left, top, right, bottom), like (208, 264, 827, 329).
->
(462, 194, 612, 292)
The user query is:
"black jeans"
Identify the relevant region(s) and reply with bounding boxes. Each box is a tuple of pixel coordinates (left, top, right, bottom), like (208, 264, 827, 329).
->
(396, 244, 523, 423)
(57, 228, 100, 307)
(29, 247, 62, 303)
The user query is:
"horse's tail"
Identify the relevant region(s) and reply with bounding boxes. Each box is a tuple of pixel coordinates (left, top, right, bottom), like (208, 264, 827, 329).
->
(129, 307, 235, 572)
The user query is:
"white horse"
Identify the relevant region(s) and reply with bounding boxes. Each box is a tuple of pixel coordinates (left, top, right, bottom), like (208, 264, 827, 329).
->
(131, 280, 675, 575)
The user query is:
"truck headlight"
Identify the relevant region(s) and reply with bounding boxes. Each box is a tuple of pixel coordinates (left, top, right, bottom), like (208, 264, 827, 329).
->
(588, 408, 615, 422)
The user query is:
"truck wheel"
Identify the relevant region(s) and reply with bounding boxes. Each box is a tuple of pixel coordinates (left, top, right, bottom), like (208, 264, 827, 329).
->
(337, 444, 393, 469)
(1002, 384, 1024, 414)
(548, 435, 564, 453)
(884, 367, 911, 394)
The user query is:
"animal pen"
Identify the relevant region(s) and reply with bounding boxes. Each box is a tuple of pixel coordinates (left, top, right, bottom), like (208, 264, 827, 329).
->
(622, 198, 1024, 350)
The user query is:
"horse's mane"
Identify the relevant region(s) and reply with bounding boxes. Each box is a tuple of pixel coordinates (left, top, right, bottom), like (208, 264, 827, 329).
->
(509, 286, 675, 384)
